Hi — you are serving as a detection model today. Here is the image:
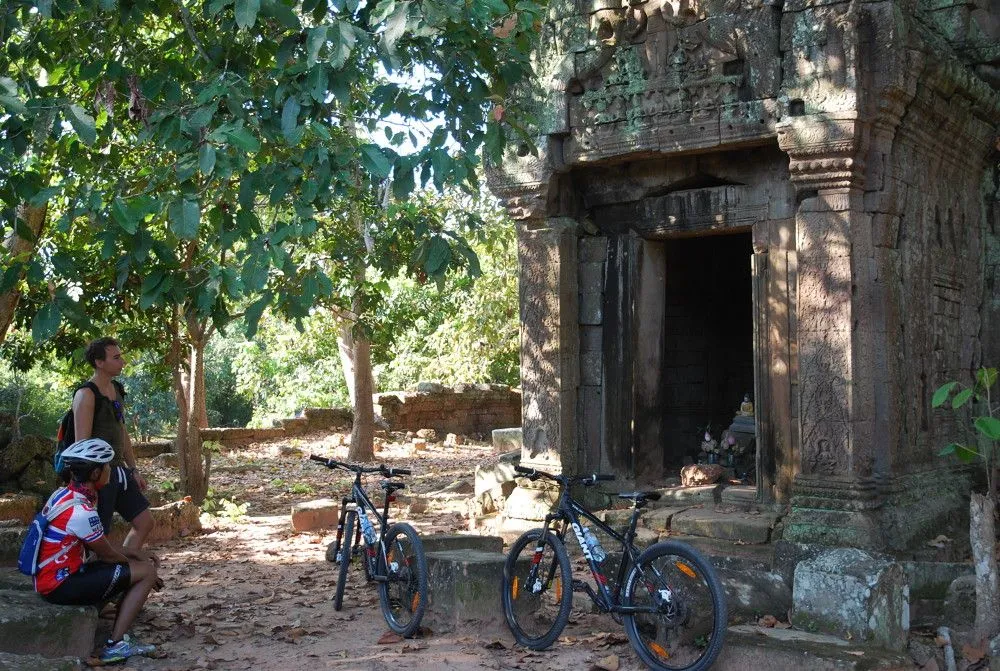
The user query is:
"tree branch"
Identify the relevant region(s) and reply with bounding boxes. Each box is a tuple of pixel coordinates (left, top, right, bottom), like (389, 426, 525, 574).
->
(175, 0, 212, 65)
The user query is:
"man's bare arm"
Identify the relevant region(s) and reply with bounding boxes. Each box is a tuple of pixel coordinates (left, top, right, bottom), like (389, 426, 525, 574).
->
(72, 388, 96, 441)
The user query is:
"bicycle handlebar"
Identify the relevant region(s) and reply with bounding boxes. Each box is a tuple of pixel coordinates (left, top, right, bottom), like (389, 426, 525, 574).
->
(513, 465, 614, 486)
(309, 455, 412, 478)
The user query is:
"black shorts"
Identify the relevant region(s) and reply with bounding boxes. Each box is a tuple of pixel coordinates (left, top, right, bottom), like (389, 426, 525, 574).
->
(42, 561, 131, 605)
(97, 466, 150, 531)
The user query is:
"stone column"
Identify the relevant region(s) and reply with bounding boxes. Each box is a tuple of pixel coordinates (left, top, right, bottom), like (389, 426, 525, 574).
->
(777, 113, 884, 548)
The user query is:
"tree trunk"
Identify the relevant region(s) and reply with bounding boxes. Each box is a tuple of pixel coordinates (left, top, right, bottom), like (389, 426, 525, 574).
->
(337, 319, 357, 407)
(346, 324, 375, 462)
(0, 204, 48, 344)
(970, 492, 1000, 642)
(169, 313, 192, 497)
(182, 321, 211, 503)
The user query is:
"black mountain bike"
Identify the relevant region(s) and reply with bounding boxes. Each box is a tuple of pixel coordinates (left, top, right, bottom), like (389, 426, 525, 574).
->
(500, 465, 726, 671)
(309, 455, 428, 638)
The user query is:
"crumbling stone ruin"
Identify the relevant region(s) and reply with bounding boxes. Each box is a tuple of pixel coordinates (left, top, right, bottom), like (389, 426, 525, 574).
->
(488, 0, 1000, 551)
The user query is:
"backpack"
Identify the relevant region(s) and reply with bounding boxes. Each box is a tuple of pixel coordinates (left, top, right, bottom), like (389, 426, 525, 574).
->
(53, 380, 124, 473)
(17, 493, 78, 576)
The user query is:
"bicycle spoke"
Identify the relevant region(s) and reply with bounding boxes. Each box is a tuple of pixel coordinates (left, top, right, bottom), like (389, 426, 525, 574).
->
(501, 529, 572, 650)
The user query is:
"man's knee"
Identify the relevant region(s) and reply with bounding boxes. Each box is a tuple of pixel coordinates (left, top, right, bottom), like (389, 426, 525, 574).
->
(131, 509, 153, 532)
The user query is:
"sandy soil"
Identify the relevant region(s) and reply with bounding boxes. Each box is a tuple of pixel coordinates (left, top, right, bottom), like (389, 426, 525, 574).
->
(105, 432, 651, 671)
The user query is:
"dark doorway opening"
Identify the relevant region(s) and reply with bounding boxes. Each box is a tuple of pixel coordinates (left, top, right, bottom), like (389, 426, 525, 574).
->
(659, 232, 754, 470)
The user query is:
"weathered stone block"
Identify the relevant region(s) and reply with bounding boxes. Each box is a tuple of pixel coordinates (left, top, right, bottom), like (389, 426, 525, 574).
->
(680, 464, 724, 486)
(0, 589, 97, 658)
(0, 527, 27, 566)
(942, 574, 975, 627)
(424, 549, 511, 632)
(792, 549, 909, 651)
(290, 499, 340, 532)
(503, 485, 558, 521)
(719, 625, 912, 670)
(0, 495, 40, 525)
(107, 499, 202, 545)
(639, 506, 690, 533)
(474, 459, 519, 497)
(0, 567, 30, 591)
(671, 509, 779, 544)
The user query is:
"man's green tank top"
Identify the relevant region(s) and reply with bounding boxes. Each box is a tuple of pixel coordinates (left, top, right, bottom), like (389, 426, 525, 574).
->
(88, 381, 125, 464)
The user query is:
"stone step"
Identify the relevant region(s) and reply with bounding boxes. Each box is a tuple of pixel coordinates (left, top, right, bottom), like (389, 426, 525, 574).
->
(425, 549, 510, 633)
(0, 567, 31, 591)
(420, 533, 502, 554)
(0, 526, 27, 566)
(651, 484, 720, 505)
(0, 590, 98, 659)
(0, 651, 82, 671)
(716, 625, 912, 670)
(719, 485, 758, 510)
(670, 507, 781, 544)
(0, 495, 41, 525)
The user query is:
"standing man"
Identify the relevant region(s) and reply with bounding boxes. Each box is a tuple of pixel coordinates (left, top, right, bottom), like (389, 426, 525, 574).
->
(73, 337, 153, 552)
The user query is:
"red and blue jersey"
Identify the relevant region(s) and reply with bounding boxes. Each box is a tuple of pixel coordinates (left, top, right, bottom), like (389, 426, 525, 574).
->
(33, 482, 105, 595)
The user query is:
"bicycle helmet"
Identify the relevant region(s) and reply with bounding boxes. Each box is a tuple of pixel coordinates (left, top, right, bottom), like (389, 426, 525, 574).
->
(60, 438, 114, 466)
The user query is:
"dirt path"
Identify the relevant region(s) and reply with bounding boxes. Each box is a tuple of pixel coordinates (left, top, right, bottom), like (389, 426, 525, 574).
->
(116, 433, 650, 671)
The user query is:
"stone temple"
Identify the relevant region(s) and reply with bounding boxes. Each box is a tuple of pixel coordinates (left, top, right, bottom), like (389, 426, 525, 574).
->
(487, 0, 999, 551)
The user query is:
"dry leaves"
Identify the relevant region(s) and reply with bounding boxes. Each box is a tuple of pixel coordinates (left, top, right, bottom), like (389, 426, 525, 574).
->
(377, 631, 404, 645)
(492, 14, 517, 38)
(961, 641, 986, 663)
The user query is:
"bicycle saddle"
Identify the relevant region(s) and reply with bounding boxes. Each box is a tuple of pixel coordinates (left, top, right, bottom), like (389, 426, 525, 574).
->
(381, 481, 406, 493)
(617, 491, 662, 503)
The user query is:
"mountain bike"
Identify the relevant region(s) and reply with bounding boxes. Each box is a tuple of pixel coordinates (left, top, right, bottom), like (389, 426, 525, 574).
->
(309, 455, 428, 638)
(500, 465, 727, 671)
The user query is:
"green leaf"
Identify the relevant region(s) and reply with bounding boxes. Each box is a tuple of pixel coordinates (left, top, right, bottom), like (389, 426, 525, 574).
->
(243, 295, 271, 339)
(199, 143, 217, 175)
(235, 0, 261, 29)
(975, 416, 1000, 441)
(956, 444, 981, 464)
(31, 302, 61, 342)
(281, 96, 301, 143)
(168, 199, 201, 239)
(327, 20, 357, 69)
(307, 66, 327, 102)
(931, 381, 957, 408)
(307, 25, 327, 64)
(0, 94, 27, 115)
(66, 104, 97, 146)
(952, 388, 974, 410)
(382, 0, 410, 55)
(111, 197, 138, 234)
(188, 105, 215, 129)
(227, 127, 261, 153)
(424, 237, 451, 275)
(938, 443, 958, 457)
(976, 367, 998, 390)
(360, 144, 390, 178)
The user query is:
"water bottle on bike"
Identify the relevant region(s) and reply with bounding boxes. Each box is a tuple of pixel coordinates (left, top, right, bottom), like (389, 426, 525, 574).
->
(583, 527, 607, 563)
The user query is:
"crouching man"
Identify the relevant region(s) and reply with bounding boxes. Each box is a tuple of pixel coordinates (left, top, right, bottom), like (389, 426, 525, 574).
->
(35, 438, 161, 664)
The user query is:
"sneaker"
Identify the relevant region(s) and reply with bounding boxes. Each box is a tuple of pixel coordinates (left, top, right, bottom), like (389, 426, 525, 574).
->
(100, 634, 156, 663)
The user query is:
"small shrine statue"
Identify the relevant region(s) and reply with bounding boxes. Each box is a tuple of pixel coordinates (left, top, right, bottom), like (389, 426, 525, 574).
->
(739, 393, 754, 416)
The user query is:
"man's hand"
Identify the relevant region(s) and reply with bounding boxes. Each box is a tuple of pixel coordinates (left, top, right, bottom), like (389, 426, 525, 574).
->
(134, 469, 148, 491)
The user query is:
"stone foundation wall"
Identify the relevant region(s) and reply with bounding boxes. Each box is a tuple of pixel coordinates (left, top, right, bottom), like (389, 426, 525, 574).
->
(374, 385, 521, 436)
(200, 407, 353, 449)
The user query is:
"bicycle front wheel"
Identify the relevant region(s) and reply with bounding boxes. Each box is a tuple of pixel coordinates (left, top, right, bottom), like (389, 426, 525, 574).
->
(334, 509, 356, 611)
(378, 522, 428, 637)
(500, 529, 572, 650)
(622, 540, 727, 671)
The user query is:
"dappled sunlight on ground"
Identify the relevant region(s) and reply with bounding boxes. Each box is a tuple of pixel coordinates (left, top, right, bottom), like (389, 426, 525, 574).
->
(119, 429, 647, 670)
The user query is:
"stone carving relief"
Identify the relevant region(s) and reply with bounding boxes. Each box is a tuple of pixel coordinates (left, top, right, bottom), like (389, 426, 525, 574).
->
(799, 343, 850, 477)
(780, 3, 859, 113)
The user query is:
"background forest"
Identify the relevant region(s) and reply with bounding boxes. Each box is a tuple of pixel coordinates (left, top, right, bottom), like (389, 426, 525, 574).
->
(0, 190, 519, 440)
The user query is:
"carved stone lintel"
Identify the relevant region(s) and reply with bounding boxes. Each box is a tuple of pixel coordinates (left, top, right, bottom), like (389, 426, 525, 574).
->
(777, 114, 868, 191)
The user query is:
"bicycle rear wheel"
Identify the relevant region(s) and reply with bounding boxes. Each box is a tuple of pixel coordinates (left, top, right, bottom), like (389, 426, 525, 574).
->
(500, 529, 572, 650)
(334, 509, 356, 611)
(378, 522, 428, 637)
(622, 540, 727, 671)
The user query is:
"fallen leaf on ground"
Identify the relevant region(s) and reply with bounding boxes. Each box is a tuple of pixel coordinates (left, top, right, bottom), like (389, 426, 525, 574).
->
(920, 660, 940, 671)
(592, 654, 620, 670)
(758, 614, 778, 627)
(483, 640, 506, 649)
(377, 631, 404, 645)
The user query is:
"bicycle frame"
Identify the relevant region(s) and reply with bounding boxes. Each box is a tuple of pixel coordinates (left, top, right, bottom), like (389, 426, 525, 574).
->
(539, 487, 664, 616)
(334, 473, 397, 582)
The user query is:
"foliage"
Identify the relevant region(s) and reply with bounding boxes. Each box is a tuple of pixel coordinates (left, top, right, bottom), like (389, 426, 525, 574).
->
(0, 358, 70, 437)
(2, 0, 545, 346)
(228, 312, 349, 426)
(933, 366, 999, 496)
(204, 335, 254, 428)
(118, 354, 178, 440)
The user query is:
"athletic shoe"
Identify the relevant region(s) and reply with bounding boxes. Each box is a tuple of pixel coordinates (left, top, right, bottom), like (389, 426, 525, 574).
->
(99, 634, 156, 663)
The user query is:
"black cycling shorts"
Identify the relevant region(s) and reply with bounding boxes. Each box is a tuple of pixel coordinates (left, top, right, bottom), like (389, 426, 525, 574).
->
(97, 466, 150, 531)
(41, 561, 131, 606)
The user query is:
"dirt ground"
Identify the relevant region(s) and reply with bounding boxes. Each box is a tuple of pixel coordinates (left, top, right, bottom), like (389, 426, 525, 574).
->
(109, 431, 652, 671)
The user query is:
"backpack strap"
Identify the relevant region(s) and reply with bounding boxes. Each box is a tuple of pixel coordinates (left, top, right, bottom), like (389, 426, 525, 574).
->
(36, 494, 87, 571)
